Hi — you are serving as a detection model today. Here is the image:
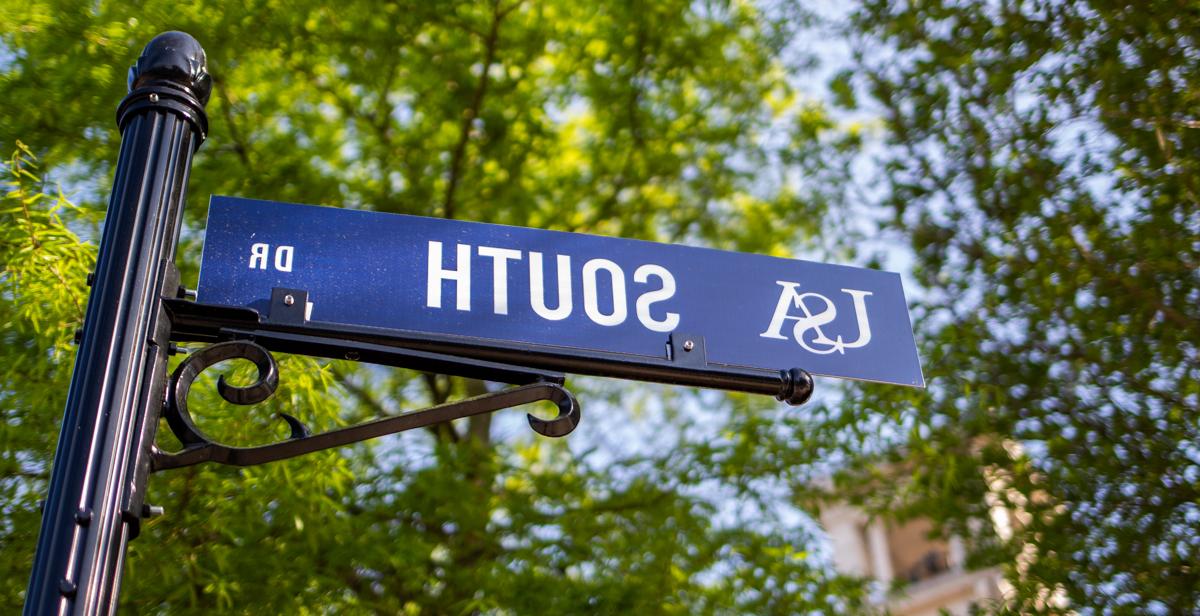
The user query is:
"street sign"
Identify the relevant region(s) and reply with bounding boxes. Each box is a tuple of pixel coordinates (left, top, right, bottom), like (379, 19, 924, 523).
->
(198, 196, 923, 387)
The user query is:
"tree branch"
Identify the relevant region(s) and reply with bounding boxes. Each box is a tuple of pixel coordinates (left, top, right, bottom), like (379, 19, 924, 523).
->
(1066, 231, 1195, 332)
(422, 372, 459, 443)
(331, 365, 391, 420)
(464, 378, 492, 444)
(212, 73, 253, 170)
(442, 0, 507, 220)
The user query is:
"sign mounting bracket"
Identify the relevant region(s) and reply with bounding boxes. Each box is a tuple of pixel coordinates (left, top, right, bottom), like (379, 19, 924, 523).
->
(150, 283, 816, 471)
(151, 338, 581, 472)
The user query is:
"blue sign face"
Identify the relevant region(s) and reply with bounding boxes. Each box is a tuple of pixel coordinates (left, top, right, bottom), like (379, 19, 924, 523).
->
(198, 196, 923, 387)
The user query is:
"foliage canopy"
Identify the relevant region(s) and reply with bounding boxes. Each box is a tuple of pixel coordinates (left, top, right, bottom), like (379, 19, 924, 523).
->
(819, 1, 1200, 612)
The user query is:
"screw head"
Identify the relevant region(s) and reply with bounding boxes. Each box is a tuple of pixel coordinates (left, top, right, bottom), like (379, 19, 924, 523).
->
(283, 294, 295, 306)
(148, 92, 159, 103)
(682, 340, 695, 352)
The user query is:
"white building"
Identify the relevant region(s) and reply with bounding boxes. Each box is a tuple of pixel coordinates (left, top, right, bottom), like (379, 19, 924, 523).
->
(820, 503, 1008, 615)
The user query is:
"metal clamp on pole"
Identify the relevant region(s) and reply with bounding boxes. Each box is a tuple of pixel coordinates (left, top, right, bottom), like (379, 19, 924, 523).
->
(24, 32, 211, 616)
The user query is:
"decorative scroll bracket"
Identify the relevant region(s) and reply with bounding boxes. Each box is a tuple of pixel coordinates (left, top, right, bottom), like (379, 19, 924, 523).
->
(151, 340, 580, 472)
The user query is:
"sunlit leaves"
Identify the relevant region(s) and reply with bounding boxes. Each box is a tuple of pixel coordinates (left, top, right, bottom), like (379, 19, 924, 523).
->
(830, 0, 1200, 612)
(0, 143, 95, 609)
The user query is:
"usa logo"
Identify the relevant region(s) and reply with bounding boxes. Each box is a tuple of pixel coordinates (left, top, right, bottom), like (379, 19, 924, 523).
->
(759, 281, 873, 355)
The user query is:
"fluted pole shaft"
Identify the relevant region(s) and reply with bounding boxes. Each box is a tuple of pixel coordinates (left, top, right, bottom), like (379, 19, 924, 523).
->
(25, 32, 211, 616)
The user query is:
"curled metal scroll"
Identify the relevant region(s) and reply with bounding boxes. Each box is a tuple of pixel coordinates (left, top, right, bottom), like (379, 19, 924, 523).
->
(163, 340, 280, 448)
(154, 340, 581, 472)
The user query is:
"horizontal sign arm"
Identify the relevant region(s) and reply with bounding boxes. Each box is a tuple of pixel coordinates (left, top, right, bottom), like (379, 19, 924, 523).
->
(163, 290, 815, 405)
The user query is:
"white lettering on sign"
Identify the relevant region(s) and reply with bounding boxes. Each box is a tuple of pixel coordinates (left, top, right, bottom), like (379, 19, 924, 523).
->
(760, 281, 873, 354)
(249, 243, 269, 269)
(427, 241, 472, 311)
(477, 246, 522, 315)
(249, 243, 295, 272)
(529, 252, 573, 321)
(633, 264, 679, 332)
(582, 258, 627, 326)
(274, 246, 294, 272)
(425, 242, 680, 332)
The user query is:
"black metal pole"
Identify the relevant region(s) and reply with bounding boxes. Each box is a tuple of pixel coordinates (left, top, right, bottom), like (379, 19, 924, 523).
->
(24, 32, 210, 615)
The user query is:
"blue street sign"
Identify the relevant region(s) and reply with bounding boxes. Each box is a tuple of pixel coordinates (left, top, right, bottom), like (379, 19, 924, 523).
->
(198, 196, 924, 387)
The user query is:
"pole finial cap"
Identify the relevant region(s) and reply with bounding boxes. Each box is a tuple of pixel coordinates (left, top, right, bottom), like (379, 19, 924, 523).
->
(127, 31, 211, 106)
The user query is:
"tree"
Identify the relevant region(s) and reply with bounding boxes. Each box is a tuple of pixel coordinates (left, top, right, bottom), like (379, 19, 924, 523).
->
(819, 1, 1200, 612)
(0, 144, 96, 605)
(1, 1, 873, 612)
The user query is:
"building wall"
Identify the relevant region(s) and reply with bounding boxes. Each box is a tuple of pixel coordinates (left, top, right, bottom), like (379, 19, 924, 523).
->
(820, 504, 1007, 615)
